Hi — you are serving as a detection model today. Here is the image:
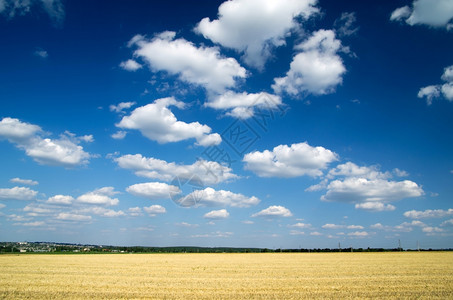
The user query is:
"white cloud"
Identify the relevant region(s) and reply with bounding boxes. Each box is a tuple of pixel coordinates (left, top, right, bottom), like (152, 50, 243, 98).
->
(76, 187, 119, 206)
(404, 208, 453, 219)
(422, 226, 445, 233)
(56, 213, 91, 222)
(127, 32, 246, 93)
(0, 203, 5, 209)
(0, 186, 37, 201)
(111, 131, 127, 140)
(109, 101, 136, 113)
(126, 182, 180, 200)
(0, 117, 91, 167)
(34, 48, 48, 58)
(418, 66, 453, 105)
(441, 219, 453, 226)
(252, 205, 292, 218)
(310, 231, 322, 236)
(393, 168, 409, 177)
(182, 187, 259, 208)
(17, 221, 46, 227)
(322, 223, 343, 229)
(128, 207, 142, 217)
(116, 98, 221, 146)
(355, 202, 396, 212)
(242, 220, 254, 224)
(119, 59, 142, 71)
(10, 177, 38, 186)
(347, 225, 364, 230)
(115, 154, 237, 185)
(347, 231, 368, 237)
(334, 12, 359, 37)
(205, 91, 283, 119)
(288, 222, 312, 229)
(143, 205, 166, 216)
(272, 29, 346, 96)
(203, 209, 229, 219)
(77, 206, 125, 218)
(390, 0, 453, 28)
(195, 0, 318, 70)
(46, 195, 74, 205)
(0, 0, 65, 26)
(243, 142, 338, 178)
(327, 162, 391, 180)
(321, 177, 423, 203)
(290, 230, 305, 235)
(176, 222, 199, 228)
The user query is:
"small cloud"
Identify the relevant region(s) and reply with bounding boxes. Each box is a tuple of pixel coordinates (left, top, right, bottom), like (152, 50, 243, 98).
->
(34, 48, 48, 59)
(119, 59, 142, 71)
(109, 101, 136, 114)
(10, 177, 38, 186)
(111, 131, 127, 140)
(143, 205, 166, 216)
(347, 231, 369, 237)
(203, 209, 229, 220)
(252, 205, 293, 218)
(176, 222, 199, 228)
(393, 168, 409, 177)
(289, 230, 305, 235)
(351, 99, 360, 104)
(310, 231, 322, 236)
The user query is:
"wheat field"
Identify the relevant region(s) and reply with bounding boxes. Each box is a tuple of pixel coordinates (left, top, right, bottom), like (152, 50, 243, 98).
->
(0, 252, 452, 299)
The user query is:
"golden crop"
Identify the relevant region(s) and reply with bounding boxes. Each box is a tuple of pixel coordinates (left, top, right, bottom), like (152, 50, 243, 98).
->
(1, 252, 452, 299)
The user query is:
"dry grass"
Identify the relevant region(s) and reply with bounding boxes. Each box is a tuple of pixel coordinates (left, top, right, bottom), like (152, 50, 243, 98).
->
(0, 252, 452, 299)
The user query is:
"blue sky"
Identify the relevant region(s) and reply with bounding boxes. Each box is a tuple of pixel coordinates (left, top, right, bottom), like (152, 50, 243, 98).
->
(0, 0, 452, 249)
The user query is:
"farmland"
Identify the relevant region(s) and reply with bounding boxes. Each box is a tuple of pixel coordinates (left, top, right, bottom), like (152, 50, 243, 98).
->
(1, 252, 452, 299)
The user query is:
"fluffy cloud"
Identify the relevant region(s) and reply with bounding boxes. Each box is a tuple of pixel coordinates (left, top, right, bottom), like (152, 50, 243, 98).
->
(418, 65, 453, 105)
(0, 0, 65, 26)
(288, 222, 312, 229)
(243, 142, 338, 178)
(0, 118, 91, 167)
(252, 205, 293, 218)
(115, 154, 237, 185)
(126, 182, 180, 200)
(76, 187, 119, 206)
(46, 195, 74, 205)
(321, 178, 423, 203)
(205, 91, 283, 119)
(390, 0, 453, 29)
(404, 208, 453, 219)
(355, 202, 396, 212)
(116, 98, 221, 146)
(347, 231, 368, 237)
(56, 213, 92, 222)
(126, 32, 246, 93)
(309, 162, 423, 209)
(119, 59, 142, 71)
(203, 209, 229, 219)
(143, 205, 166, 216)
(109, 101, 136, 113)
(195, 0, 318, 70)
(10, 177, 38, 186)
(0, 186, 37, 201)
(181, 187, 259, 208)
(272, 29, 346, 96)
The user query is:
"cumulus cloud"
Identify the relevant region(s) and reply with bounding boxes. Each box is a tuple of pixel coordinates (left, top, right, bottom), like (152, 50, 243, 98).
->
(126, 182, 180, 200)
(0, 0, 65, 26)
(321, 177, 423, 203)
(309, 162, 423, 210)
(404, 208, 453, 219)
(355, 202, 396, 212)
(126, 32, 246, 93)
(252, 205, 293, 218)
(76, 187, 120, 206)
(347, 231, 368, 237)
(116, 98, 221, 146)
(10, 177, 38, 186)
(390, 0, 453, 29)
(46, 195, 74, 205)
(115, 154, 237, 185)
(288, 222, 312, 229)
(205, 91, 283, 119)
(0, 186, 37, 201)
(272, 29, 346, 96)
(109, 101, 136, 113)
(418, 65, 453, 105)
(203, 208, 229, 219)
(111, 131, 127, 140)
(0, 117, 91, 167)
(195, 0, 318, 70)
(143, 205, 166, 216)
(181, 187, 259, 208)
(243, 142, 338, 178)
(56, 213, 92, 222)
(119, 59, 142, 71)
